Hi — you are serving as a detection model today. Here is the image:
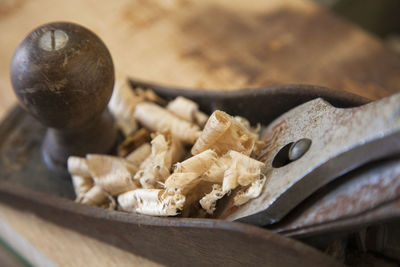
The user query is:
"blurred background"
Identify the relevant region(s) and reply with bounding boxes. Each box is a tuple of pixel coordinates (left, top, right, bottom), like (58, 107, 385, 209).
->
(313, 0, 400, 53)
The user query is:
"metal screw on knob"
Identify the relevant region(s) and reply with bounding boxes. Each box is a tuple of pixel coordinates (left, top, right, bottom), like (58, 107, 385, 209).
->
(39, 30, 69, 51)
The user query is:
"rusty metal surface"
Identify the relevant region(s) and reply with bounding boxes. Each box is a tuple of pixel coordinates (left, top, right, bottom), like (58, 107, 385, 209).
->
(223, 94, 400, 225)
(269, 158, 400, 238)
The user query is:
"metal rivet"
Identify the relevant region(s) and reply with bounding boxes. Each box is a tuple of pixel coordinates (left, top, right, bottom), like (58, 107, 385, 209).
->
(288, 138, 311, 161)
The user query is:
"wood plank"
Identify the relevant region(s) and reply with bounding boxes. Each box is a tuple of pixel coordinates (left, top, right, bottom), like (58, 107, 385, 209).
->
(0, 0, 399, 121)
(0, 215, 55, 267)
(0, 203, 162, 267)
(0, 240, 27, 267)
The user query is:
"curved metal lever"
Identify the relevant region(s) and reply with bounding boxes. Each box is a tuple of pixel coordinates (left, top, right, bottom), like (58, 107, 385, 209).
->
(224, 94, 400, 225)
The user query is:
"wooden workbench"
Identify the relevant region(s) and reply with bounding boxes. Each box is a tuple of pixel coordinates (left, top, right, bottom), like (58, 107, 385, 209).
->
(0, 0, 399, 265)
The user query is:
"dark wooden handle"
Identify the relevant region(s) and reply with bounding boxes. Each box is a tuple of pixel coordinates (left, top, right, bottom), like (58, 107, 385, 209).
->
(10, 22, 117, 176)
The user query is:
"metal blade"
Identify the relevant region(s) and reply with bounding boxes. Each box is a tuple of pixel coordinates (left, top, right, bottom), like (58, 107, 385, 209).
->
(222, 94, 400, 225)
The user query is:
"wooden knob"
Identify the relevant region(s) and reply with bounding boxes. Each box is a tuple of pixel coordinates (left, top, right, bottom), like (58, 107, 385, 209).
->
(10, 22, 117, 175)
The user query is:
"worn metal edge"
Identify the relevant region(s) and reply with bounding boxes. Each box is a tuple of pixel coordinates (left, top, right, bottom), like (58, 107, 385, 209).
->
(129, 79, 370, 107)
(282, 197, 400, 239)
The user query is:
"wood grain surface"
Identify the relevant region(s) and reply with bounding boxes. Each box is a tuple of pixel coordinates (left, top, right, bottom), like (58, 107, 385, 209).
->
(0, 0, 399, 266)
(0, 203, 161, 267)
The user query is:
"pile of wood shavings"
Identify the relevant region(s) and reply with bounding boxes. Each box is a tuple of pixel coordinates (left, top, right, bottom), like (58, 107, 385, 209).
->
(68, 79, 267, 218)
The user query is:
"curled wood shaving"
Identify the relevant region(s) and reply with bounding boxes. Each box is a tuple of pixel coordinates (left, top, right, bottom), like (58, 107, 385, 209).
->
(136, 135, 170, 188)
(68, 156, 94, 199)
(71, 175, 94, 200)
(202, 154, 231, 183)
(164, 172, 200, 195)
(191, 111, 256, 156)
(134, 87, 167, 106)
(234, 116, 260, 138)
(108, 79, 143, 136)
(174, 149, 218, 174)
(199, 151, 265, 214)
(67, 156, 90, 177)
(165, 149, 219, 200)
(79, 185, 116, 210)
(160, 132, 185, 167)
(71, 84, 268, 218)
(223, 150, 265, 190)
(167, 96, 209, 127)
(166, 96, 197, 122)
(163, 150, 220, 216)
(125, 143, 151, 166)
(194, 112, 209, 128)
(222, 167, 239, 193)
(234, 175, 267, 206)
(117, 128, 151, 157)
(134, 132, 184, 189)
(134, 102, 201, 144)
(199, 184, 225, 214)
(118, 189, 185, 216)
(87, 154, 139, 196)
(203, 150, 264, 188)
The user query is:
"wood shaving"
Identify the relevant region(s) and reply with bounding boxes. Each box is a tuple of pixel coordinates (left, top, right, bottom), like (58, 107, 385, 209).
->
(108, 79, 143, 136)
(118, 189, 185, 216)
(191, 110, 256, 156)
(117, 128, 151, 157)
(234, 175, 267, 206)
(67, 156, 90, 177)
(194, 112, 209, 128)
(165, 150, 220, 214)
(71, 175, 94, 200)
(68, 156, 94, 199)
(199, 151, 265, 213)
(79, 185, 116, 210)
(87, 154, 139, 196)
(234, 116, 260, 138)
(134, 102, 201, 144)
(202, 154, 231, 183)
(134, 132, 184, 188)
(223, 150, 265, 191)
(167, 96, 209, 127)
(174, 149, 218, 174)
(134, 87, 167, 106)
(70, 85, 268, 218)
(164, 172, 200, 195)
(125, 143, 151, 166)
(199, 184, 225, 214)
